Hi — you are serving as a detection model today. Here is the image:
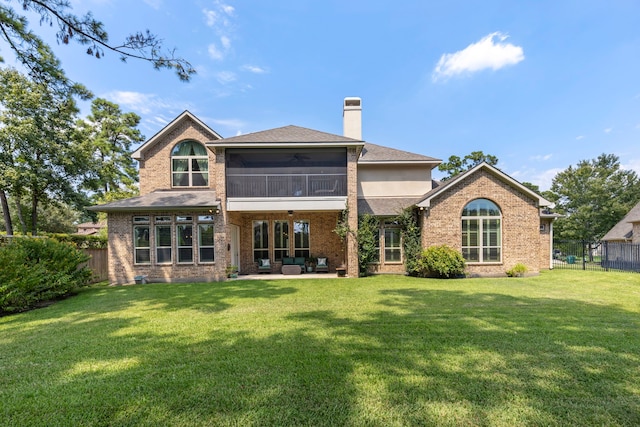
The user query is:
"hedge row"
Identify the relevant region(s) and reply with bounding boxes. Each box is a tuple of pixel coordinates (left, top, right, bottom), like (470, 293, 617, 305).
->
(0, 233, 107, 249)
(0, 238, 92, 314)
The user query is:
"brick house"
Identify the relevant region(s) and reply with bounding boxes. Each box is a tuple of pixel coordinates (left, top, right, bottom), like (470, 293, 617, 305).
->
(92, 98, 555, 284)
(602, 201, 640, 243)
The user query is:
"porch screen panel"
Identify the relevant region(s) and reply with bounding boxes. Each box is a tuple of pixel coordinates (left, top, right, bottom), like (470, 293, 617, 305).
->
(274, 220, 289, 261)
(226, 148, 347, 198)
(293, 220, 310, 258)
(253, 220, 269, 261)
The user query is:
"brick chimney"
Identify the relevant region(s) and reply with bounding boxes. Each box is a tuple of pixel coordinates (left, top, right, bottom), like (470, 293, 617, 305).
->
(343, 97, 362, 140)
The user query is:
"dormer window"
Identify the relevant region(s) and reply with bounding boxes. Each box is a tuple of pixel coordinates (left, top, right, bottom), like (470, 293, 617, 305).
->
(172, 140, 209, 187)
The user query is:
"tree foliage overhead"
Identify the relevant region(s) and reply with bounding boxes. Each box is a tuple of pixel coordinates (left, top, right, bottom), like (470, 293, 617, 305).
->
(549, 153, 640, 241)
(76, 98, 142, 201)
(438, 151, 498, 180)
(0, 0, 195, 85)
(0, 67, 87, 235)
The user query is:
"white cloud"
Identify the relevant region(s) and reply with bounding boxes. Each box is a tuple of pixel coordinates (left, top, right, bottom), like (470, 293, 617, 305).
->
(511, 166, 562, 191)
(220, 36, 231, 50)
(576, 135, 585, 140)
(531, 154, 553, 161)
(208, 43, 224, 61)
(216, 71, 237, 84)
(211, 118, 246, 128)
(143, 0, 162, 9)
(622, 158, 640, 175)
(604, 128, 613, 133)
(432, 32, 524, 82)
(103, 91, 188, 119)
(242, 65, 268, 74)
(203, 9, 218, 27)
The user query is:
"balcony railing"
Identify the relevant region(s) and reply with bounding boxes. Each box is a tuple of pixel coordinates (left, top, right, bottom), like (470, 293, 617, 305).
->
(227, 174, 347, 198)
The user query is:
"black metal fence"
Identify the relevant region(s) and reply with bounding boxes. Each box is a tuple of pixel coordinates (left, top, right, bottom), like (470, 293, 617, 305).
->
(553, 240, 640, 273)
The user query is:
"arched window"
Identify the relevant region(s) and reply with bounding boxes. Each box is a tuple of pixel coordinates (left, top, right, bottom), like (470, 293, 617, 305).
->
(171, 140, 209, 187)
(461, 198, 501, 263)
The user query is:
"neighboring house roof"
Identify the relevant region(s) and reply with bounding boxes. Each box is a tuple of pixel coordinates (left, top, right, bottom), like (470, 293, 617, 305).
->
(358, 197, 423, 216)
(132, 111, 222, 160)
(75, 221, 106, 235)
(417, 162, 553, 209)
(601, 201, 640, 241)
(208, 125, 364, 147)
(88, 190, 220, 212)
(359, 142, 441, 164)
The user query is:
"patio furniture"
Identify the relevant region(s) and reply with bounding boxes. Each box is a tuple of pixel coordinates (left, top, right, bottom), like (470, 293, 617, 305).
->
(257, 258, 272, 273)
(282, 256, 306, 274)
(281, 264, 302, 275)
(315, 257, 329, 273)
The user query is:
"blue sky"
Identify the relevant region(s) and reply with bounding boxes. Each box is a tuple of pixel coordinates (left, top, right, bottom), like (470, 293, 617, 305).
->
(5, 0, 640, 189)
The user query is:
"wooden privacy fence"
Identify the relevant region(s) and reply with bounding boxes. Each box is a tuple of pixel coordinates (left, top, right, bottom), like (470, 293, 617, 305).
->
(83, 248, 108, 283)
(553, 240, 640, 273)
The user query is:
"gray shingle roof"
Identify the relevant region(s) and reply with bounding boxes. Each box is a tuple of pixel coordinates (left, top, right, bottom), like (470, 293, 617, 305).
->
(602, 201, 640, 241)
(89, 190, 220, 212)
(359, 143, 440, 163)
(210, 125, 362, 144)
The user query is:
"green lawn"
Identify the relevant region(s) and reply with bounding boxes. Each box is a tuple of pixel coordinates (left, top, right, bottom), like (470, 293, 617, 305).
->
(1, 271, 639, 426)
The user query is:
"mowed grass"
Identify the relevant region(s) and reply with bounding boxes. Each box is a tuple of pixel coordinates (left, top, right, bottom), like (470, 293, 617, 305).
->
(1, 271, 640, 426)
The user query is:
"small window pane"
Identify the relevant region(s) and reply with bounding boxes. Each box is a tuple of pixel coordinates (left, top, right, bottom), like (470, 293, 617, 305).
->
(198, 223, 215, 263)
(156, 225, 172, 264)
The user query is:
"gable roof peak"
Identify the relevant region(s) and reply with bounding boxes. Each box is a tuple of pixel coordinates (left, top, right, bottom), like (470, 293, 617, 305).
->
(132, 111, 222, 160)
(417, 162, 553, 208)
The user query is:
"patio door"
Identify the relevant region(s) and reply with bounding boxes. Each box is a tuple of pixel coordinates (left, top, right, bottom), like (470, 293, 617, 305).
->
(230, 224, 240, 272)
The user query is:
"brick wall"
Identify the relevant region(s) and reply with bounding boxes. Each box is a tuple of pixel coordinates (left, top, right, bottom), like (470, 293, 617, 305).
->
(422, 170, 548, 276)
(346, 147, 359, 277)
(228, 211, 344, 274)
(138, 117, 219, 195)
(107, 211, 226, 285)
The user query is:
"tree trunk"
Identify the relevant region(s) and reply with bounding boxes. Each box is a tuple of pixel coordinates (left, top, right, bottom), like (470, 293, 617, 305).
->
(14, 196, 27, 234)
(0, 190, 13, 236)
(31, 191, 38, 236)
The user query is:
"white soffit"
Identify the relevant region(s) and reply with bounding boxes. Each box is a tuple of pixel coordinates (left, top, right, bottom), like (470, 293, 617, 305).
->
(227, 197, 347, 212)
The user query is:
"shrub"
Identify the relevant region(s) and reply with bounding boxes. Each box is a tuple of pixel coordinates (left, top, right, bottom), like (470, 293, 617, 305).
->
(0, 238, 91, 314)
(506, 263, 528, 277)
(394, 207, 422, 277)
(357, 214, 380, 276)
(415, 245, 466, 278)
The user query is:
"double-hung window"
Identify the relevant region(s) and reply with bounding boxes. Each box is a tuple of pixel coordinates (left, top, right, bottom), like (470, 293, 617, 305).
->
(253, 220, 269, 261)
(176, 216, 193, 263)
(155, 216, 172, 264)
(293, 220, 310, 258)
(383, 221, 402, 263)
(133, 216, 150, 264)
(462, 199, 502, 263)
(274, 220, 289, 261)
(198, 215, 215, 263)
(172, 140, 209, 187)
